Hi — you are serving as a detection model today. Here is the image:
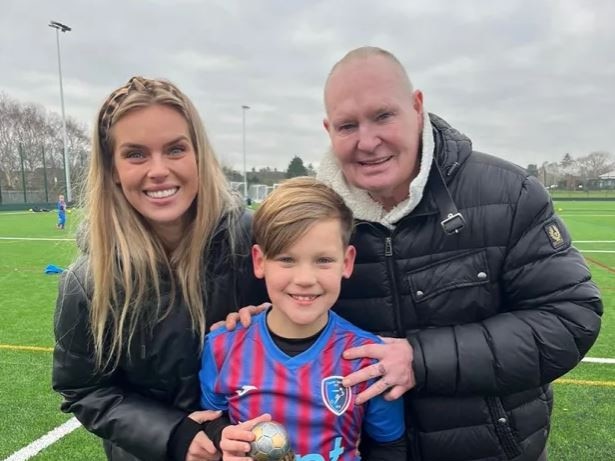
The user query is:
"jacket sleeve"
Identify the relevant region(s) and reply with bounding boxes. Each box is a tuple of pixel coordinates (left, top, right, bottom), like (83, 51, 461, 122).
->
(408, 176, 602, 395)
(52, 265, 186, 460)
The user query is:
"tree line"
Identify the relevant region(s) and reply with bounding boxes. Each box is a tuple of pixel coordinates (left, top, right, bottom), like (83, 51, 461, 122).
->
(529, 152, 615, 189)
(222, 156, 316, 187)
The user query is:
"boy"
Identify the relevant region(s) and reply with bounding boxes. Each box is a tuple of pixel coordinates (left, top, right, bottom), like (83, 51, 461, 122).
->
(199, 177, 406, 460)
(56, 194, 66, 230)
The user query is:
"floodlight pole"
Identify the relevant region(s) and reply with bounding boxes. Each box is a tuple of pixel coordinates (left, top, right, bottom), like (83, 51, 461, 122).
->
(49, 20, 72, 203)
(241, 105, 250, 200)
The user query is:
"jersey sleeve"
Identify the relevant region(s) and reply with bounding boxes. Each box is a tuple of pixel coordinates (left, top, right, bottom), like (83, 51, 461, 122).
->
(346, 327, 406, 443)
(362, 389, 405, 442)
(198, 335, 229, 411)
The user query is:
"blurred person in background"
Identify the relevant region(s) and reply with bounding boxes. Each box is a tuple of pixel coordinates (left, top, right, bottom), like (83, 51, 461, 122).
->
(56, 193, 66, 229)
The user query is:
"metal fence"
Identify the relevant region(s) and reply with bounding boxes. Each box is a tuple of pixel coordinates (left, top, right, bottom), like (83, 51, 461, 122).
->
(1, 178, 68, 205)
(0, 131, 95, 211)
(0, 146, 74, 211)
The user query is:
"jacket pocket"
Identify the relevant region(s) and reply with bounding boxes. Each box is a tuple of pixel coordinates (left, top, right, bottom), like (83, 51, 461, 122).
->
(406, 250, 490, 303)
(405, 249, 493, 325)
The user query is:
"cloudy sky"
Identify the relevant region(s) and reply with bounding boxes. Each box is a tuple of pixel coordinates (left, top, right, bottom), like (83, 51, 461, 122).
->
(1, 0, 613, 172)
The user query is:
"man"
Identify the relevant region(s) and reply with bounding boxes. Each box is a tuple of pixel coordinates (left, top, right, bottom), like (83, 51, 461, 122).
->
(317, 46, 602, 461)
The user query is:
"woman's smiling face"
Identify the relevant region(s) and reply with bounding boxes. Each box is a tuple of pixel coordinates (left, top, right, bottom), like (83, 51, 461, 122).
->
(112, 104, 198, 242)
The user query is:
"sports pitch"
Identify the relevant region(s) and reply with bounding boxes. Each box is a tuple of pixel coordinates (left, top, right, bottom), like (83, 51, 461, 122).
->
(0, 201, 613, 460)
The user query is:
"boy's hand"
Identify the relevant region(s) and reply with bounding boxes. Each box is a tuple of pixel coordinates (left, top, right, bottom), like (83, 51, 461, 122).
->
(210, 303, 271, 332)
(220, 413, 272, 460)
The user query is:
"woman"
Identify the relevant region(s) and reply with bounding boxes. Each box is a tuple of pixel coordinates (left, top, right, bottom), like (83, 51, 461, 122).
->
(52, 77, 265, 461)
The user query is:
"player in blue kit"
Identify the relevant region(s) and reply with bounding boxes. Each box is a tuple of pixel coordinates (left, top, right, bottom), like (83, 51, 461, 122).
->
(199, 177, 406, 460)
(56, 194, 66, 230)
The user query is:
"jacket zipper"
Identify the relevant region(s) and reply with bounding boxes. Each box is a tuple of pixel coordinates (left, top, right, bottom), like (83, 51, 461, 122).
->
(384, 236, 393, 256)
(384, 235, 404, 337)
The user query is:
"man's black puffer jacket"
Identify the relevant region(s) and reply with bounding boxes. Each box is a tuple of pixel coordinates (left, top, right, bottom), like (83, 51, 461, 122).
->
(52, 209, 267, 461)
(332, 114, 602, 460)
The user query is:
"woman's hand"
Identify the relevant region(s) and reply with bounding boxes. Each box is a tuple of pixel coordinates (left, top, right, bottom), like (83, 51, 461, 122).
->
(342, 337, 416, 404)
(185, 410, 223, 461)
(220, 413, 272, 460)
(209, 302, 271, 332)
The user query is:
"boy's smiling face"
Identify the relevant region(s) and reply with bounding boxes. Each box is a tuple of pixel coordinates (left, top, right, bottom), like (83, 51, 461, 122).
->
(252, 218, 355, 338)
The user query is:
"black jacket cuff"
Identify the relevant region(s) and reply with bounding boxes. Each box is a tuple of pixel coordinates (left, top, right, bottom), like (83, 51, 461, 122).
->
(169, 417, 203, 461)
(202, 414, 232, 451)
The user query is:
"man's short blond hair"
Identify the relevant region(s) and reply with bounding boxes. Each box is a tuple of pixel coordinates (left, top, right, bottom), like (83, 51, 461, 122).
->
(253, 177, 354, 257)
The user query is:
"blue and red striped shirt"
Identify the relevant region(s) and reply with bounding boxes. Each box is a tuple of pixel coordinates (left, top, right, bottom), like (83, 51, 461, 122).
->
(199, 311, 405, 460)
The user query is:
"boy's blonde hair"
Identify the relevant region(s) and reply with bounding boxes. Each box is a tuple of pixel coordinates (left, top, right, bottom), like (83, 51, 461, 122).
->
(253, 176, 353, 257)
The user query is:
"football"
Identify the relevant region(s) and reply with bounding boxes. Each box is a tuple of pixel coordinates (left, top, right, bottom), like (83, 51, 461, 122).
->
(249, 421, 293, 461)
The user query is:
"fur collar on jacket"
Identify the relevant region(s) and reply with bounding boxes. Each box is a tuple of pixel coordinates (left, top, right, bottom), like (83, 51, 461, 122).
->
(317, 109, 434, 229)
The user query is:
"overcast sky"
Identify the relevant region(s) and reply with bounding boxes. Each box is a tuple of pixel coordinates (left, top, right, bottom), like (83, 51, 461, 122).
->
(1, 0, 613, 172)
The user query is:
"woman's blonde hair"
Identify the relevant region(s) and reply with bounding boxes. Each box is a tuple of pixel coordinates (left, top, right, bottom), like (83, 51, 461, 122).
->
(85, 76, 237, 371)
(253, 176, 354, 258)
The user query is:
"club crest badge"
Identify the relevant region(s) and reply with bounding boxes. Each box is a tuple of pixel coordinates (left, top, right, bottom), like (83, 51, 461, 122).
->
(544, 222, 565, 249)
(321, 376, 352, 416)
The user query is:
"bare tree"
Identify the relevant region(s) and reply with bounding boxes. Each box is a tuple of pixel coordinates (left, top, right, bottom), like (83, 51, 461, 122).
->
(15, 102, 48, 174)
(0, 92, 91, 202)
(577, 151, 614, 180)
(538, 161, 563, 188)
(559, 153, 579, 189)
(0, 93, 21, 188)
(66, 117, 91, 197)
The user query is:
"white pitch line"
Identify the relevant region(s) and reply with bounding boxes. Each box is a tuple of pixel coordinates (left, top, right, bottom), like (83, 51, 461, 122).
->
(4, 417, 81, 461)
(575, 240, 615, 243)
(0, 237, 75, 242)
(582, 357, 615, 364)
(560, 214, 615, 217)
(0, 212, 35, 215)
(579, 250, 615, 253)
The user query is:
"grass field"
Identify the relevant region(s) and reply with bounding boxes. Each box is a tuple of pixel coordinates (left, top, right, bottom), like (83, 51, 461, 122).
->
(0, 202, 613, 460)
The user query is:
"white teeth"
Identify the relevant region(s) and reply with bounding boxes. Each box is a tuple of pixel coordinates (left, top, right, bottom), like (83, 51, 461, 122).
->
(291, 295, 318, 301)
(146, 188, 178, 198)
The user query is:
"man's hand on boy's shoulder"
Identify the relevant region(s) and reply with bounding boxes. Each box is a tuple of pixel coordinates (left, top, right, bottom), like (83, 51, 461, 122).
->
(342, 337, 416, 404)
